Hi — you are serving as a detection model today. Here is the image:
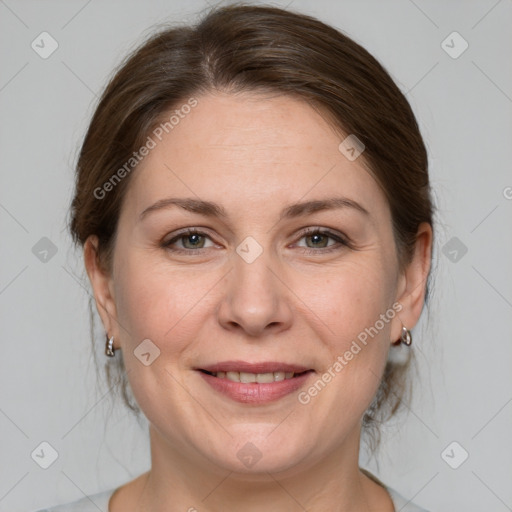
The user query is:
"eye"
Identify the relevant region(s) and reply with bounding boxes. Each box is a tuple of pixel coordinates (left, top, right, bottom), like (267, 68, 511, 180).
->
(161, 227, 349, 256)
(294, 228, 349, 255)
(162, 229, 216, 253)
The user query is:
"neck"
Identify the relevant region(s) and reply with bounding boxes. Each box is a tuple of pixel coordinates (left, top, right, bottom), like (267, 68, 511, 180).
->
(130, 424, 386, 512)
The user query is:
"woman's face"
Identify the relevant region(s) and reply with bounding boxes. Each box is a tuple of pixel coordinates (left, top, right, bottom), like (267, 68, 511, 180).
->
(90, 91, 429, 477)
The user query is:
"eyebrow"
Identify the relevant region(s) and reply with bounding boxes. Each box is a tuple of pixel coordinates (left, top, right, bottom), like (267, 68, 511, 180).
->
(138, 196, 370, 221)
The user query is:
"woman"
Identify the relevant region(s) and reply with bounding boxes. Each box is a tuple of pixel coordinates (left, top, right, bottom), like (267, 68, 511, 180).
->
(38, 3, 434, 511)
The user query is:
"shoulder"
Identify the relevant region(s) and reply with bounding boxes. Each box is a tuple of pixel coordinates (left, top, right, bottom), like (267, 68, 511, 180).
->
(33, 488, 115, 512)
(360, 468, 431, 512)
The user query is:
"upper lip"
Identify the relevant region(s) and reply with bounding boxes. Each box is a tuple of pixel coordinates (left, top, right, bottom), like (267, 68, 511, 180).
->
(196, 360, 313, 374)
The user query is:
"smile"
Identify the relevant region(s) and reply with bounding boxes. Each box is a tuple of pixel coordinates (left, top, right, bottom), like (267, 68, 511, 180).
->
(196, 363, 315, 404)
(200, 369, 307, 383)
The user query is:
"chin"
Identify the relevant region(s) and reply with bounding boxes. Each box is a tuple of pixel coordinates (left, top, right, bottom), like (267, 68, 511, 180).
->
(202, 428, 315, 476)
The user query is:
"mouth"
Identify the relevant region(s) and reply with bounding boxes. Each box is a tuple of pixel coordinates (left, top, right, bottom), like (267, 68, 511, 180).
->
(194, 361, 315, 404)
(197, 369, 313, 383)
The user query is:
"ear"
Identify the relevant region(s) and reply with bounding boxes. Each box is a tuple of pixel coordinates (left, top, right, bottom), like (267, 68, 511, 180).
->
(83, 235, 119, 350)
(391, 222, 433, 344)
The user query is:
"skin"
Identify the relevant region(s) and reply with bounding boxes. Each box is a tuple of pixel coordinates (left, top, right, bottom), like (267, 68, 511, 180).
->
(85, 91, 432, 511)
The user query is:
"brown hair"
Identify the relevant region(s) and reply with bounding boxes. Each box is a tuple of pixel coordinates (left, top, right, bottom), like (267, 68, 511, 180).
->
(69, 3, 435, 448)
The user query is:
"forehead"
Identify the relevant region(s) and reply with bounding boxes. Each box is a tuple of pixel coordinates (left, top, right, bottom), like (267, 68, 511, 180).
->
(122, 91, 390, 224)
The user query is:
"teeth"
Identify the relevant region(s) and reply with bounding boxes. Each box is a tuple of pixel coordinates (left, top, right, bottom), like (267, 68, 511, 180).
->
(255, 372, 275, 383)
(239, 372, 256, 383)
(211, 371, 297, 382)
(226, 371, 240, 382)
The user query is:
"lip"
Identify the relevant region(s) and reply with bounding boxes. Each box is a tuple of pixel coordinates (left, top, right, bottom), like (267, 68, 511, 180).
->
(195, 361, 315, 404)
(196, 360, 312, 374)
(197, 370, 314, 404)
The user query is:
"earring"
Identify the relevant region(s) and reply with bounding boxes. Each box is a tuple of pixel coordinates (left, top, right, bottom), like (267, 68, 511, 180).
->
(105, 334, 115, 357)
(400, 326, 412, 346)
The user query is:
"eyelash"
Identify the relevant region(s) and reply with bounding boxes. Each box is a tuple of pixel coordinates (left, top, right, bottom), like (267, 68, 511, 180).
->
(161, 227, 349, 256)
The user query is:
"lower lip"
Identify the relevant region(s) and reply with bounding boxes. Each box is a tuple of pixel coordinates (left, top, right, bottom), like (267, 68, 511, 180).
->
(197, 371, 314, 404)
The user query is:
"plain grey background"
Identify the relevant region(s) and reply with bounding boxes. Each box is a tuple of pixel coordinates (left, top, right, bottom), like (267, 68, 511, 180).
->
(1, 0, 511, 510)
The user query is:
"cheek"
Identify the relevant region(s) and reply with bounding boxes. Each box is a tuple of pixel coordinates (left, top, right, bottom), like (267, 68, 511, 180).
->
(113, 252, 188, 349)
(300, 257, 394, 345)
(111, 255, 207, 424)
(113, 249, 225, 365)
(326, 262, 395, 391)
(295, 258, 395, 411)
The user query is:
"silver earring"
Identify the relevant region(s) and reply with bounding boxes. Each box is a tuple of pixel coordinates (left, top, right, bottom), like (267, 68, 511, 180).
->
(400, 326, 412, 346)
(105, 335, 115, 357)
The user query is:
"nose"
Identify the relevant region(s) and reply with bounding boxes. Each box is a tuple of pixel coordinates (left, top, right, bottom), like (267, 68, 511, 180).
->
(216, 248, 293, 338)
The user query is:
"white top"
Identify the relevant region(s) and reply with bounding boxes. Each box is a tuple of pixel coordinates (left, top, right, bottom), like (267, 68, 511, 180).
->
(35, 477, 430, 511)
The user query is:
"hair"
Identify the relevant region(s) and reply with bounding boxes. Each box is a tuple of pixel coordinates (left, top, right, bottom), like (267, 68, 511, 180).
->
(69, 3, 435, 450)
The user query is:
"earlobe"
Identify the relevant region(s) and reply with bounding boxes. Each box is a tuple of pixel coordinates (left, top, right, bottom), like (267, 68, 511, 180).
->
(391, 222, 433, 344)
(83, 235, 118, 346)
